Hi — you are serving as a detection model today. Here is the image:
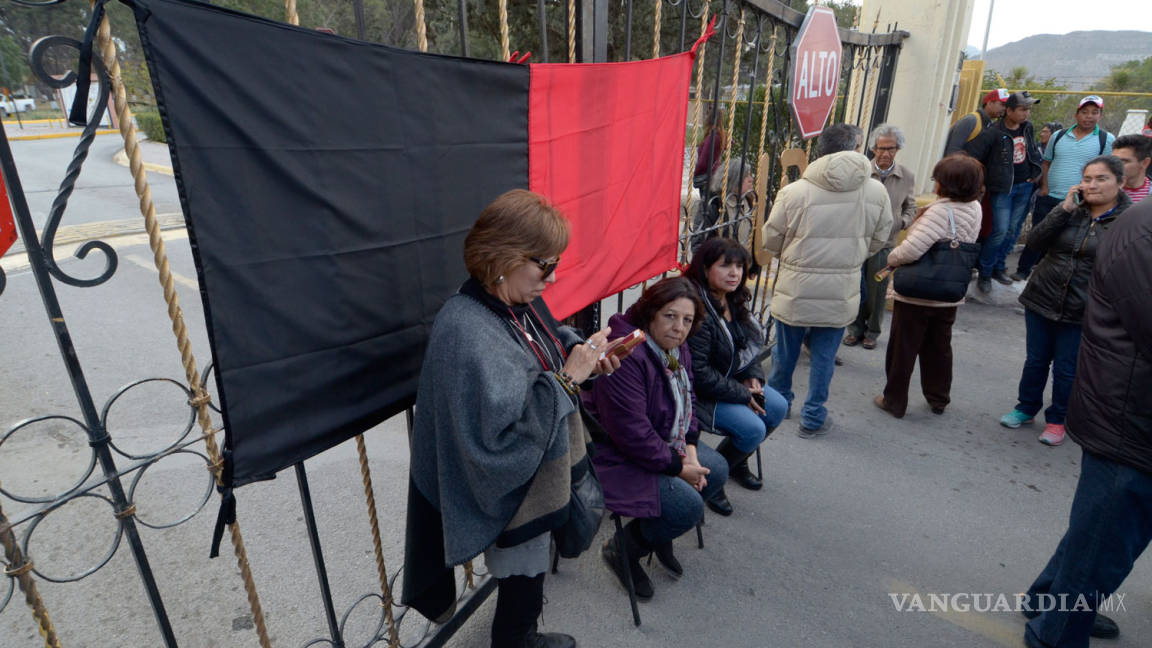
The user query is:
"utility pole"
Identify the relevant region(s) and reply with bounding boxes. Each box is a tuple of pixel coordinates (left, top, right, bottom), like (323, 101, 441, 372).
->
(979, 0, 995, 60)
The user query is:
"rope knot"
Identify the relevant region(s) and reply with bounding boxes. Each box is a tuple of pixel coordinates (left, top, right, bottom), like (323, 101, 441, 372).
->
(5, 560, 34, 577)
(188, 389, 212, 408)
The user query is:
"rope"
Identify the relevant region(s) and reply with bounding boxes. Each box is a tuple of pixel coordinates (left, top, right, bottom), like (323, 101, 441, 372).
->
(284, 0, 299, 26)
(717, 8, 747, 217)
(860, 50, 881, 138)
(463, 560, 475, 589)
(651, 0, 662, 59)
(355, 435, 399, 647)
(756, 24, 778, 159)
(2, 501, 62, 648)
(682, 4, 711, 262)
(114, 504, 137, 520)
(499, 0, 511, 61)
(92, 6, 273, 647)
(567, 0, 576, 63)
(414, 0, 428, 53)
(846, 46, 865, 125)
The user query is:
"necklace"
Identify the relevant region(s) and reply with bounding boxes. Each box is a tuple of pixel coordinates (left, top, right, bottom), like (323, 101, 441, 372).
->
(505, 305, 566, 371)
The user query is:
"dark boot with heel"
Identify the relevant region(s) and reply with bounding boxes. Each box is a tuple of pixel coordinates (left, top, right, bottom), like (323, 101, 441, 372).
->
(601, 521, 654, 600)
(717, 438, 762, 491)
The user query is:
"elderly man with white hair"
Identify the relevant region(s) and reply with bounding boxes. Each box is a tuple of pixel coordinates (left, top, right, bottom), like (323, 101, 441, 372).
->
(843, 124, 918, 350)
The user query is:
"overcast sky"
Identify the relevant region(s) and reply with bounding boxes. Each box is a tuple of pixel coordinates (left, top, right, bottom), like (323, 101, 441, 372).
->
(964, 0, 1149, 51)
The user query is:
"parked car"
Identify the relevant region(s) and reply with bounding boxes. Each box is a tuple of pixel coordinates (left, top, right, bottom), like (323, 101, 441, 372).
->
(0, 97, 36, 117)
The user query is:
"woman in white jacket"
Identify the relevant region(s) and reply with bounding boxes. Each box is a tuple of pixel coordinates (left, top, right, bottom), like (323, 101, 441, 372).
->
(874, 154, 985, 418)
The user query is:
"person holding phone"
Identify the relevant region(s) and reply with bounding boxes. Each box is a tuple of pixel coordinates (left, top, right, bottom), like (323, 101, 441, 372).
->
(402, 190, 621, 648)
(685, 239, 788, 506)
(582, 277, 728, 600)
(999, 157, 1133, 447)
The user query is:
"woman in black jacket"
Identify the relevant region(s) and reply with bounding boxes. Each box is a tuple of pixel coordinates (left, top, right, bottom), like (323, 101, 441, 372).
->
(685, 239, 788, 514)
(999, 156, 1133, 446)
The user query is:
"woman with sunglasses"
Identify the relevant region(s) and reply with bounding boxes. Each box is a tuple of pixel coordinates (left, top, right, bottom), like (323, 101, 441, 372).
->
(402, 189, 623, 648)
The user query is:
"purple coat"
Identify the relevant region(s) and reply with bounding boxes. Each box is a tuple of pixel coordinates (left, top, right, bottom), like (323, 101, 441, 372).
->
(581, 313, 700, 518)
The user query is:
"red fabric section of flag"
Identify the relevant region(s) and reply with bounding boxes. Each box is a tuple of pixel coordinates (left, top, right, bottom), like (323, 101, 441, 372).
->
(0, 170, 17, 259)
(529, 52, 694, 320)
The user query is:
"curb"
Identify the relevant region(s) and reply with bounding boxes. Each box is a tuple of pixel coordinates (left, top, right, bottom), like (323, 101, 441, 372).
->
(113, 147, 175, 176)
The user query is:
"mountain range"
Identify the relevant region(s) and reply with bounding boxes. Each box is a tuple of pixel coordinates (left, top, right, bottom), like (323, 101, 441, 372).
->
(966, 31, 1151, 90)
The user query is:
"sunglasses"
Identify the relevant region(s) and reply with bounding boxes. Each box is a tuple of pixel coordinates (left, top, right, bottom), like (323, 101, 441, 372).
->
(529, 256, 560, 276)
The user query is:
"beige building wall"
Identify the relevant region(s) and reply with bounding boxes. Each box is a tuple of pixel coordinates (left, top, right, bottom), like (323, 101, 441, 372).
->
(859, 0, 977, 194)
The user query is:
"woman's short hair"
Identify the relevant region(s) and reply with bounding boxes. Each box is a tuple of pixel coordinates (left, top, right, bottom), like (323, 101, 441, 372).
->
(463, 189, 569, 288)
(815, 123, 863, 158)
(626, 277, 704, 338)
(722, 156, 753, 197)
(932, 154, 985, 202)
(1082, 155, 1125, 184)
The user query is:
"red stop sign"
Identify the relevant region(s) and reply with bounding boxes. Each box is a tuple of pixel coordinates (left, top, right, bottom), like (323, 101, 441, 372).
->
(788, 7, 843, 139)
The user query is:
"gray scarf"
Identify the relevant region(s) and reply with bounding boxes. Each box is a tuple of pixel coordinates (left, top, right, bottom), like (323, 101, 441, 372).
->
(645, 336, 690, 456)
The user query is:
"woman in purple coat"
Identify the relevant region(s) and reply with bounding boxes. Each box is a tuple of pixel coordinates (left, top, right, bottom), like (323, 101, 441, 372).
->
(582, 277, 729, 601)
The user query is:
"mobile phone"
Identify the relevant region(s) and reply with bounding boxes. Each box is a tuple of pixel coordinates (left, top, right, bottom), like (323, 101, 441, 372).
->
(1073, 190, 1084, 205)
(606, 329, 646, 359)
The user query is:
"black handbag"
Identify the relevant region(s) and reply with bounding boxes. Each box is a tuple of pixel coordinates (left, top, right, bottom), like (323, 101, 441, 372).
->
(552, 406, 606, 559)
(893, 205, 980, 303)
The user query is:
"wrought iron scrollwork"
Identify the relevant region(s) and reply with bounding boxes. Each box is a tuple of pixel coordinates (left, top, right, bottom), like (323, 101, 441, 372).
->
(28, 35, 119, 288)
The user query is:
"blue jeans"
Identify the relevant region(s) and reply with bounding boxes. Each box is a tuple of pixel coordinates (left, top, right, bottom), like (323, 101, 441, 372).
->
(767, 323, 843, 430)
(980, 181, 1034, 276)
(1017, 309, 1082, 424)
(713, 390, 789, 453)
(637, 443, 728, 545)
(1024, 449, 1152, 648)
(1017, 194, 1061, 277)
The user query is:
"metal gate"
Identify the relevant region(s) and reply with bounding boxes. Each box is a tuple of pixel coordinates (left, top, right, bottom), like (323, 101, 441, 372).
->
(0, 1, 906, 646)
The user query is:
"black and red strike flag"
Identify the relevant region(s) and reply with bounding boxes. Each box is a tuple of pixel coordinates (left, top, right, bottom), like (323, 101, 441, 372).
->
(123, 0, 710, 497)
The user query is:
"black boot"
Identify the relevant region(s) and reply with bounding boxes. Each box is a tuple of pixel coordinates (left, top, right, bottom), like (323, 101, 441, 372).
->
(717, 438, 762, 491)
(652, 541, 683, 578)
(520, 631, 577, 648)
(601, 521, 654, 600)
(705, 487, 733, 516)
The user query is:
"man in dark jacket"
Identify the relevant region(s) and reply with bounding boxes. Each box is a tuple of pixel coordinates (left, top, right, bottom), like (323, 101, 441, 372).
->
(965, 91, 1043, 292)
(1021, 198, 1152, 648)
(943, 88, 1007, 155)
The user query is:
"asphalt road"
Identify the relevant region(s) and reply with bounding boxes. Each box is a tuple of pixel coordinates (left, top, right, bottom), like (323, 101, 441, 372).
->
(0, 138, 1148, 647)
(8, 133, 181, 229)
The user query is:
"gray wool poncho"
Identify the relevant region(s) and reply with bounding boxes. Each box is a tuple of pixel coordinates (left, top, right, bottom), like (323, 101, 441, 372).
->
(402, 288, 580, 619)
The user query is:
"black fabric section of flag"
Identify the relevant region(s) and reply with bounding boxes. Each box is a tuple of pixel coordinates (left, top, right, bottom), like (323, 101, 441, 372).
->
(131, 0, 530, 486)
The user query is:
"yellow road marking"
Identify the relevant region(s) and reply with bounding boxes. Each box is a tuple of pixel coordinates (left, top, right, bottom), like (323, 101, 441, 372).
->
(124, 253, 199, 290)
(8, 129, 119, 141)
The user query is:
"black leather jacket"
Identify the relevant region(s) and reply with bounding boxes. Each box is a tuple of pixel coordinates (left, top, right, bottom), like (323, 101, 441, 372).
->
(1067, 198, 1152, 475)
(686, 282, 765, 432)
(1019, 192, 1133, 324)
(964, 119, 1043, 194)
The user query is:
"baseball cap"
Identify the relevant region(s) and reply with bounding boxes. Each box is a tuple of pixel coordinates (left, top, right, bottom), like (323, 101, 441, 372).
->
(982, 88, 1009, 105)
(1078, 95, 1104, 109)
(1005, 91, 1040, 109)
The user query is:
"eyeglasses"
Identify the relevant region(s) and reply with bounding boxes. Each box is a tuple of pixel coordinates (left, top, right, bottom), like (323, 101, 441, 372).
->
(529, 256, 560, 276)
(874, 146, 899, 152)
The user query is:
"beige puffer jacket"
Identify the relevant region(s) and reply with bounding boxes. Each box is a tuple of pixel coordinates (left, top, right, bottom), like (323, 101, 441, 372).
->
(886, 198, 982, 307)
(761, 151, 893, 328)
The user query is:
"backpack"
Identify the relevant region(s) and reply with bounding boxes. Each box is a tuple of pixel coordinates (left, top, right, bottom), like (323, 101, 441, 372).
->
(1049, 127, 1108, 158)
(964, 111, 983, 142)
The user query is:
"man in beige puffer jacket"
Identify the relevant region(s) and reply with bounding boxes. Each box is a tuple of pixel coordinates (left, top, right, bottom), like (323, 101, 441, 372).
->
(761, 124, 892, 437)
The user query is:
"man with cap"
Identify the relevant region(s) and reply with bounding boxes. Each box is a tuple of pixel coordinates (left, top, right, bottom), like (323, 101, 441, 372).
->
(1016, 95, 1115, 280)
(965, 91, 1044, 292)
(944, 88, 1008, 156)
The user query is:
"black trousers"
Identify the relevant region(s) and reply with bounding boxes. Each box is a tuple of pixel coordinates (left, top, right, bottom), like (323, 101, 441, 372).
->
(882, 301, 958, 417)
(491, 573, 545, 647)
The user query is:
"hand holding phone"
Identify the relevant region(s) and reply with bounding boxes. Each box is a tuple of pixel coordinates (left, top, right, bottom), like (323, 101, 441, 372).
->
(602, 329, 646, 360)
(1064, 184, 1083, 212)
